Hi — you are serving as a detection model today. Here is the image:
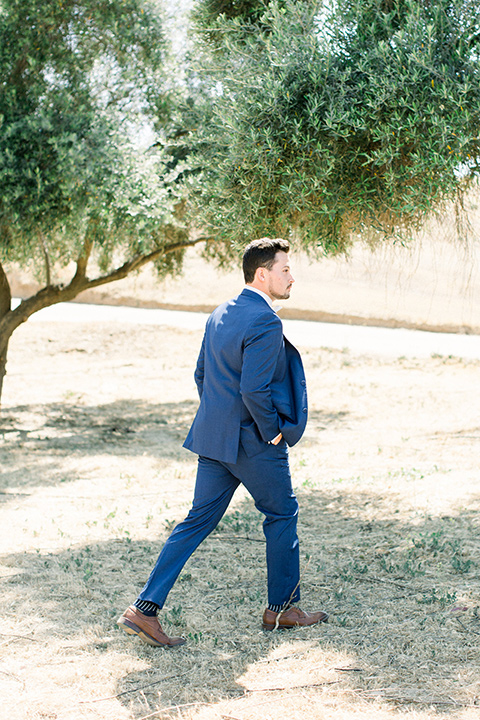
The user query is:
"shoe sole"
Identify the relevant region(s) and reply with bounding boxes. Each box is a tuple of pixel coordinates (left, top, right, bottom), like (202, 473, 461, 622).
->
(262, 622, 294, 631)
(262, 613, 329, 631)
(117, 616, 185, 647)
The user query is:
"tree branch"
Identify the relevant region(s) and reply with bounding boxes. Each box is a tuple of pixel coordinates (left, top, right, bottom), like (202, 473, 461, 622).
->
(0, 261, 11, 321)
(72, 222, 96, 284)
(80, 236, 209, 292)
(0, 235, 211, 340)
(0, 261, 13, 402)
(38, 231, 52, 286)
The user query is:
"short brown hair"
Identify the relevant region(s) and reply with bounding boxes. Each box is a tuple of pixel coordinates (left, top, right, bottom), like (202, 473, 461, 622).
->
(242, 238, 290, 284)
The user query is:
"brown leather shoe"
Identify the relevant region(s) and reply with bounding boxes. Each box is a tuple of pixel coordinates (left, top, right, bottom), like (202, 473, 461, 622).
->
(117, 605, 186, 647)
(262, 605, 329, 631)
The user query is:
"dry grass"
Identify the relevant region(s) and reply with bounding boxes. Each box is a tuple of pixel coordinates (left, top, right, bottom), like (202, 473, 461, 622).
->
(1, 319, 480, 720)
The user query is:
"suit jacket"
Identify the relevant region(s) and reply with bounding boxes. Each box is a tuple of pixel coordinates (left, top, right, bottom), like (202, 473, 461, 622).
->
(183, 288, 308, 464)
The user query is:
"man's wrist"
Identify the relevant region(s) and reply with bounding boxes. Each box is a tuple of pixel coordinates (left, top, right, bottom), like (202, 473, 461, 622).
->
(269, 432, 283, 445)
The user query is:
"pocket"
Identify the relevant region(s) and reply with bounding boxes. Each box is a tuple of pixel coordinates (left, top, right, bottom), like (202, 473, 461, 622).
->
(239, 420, 265, 458)
(269, 437, 289, 457)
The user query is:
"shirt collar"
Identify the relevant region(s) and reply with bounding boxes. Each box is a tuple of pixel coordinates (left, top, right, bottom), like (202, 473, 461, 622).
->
(244, 286, 273, 307)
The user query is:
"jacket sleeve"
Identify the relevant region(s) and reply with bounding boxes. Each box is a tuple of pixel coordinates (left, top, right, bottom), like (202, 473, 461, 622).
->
(194, 332, 206, 398)
(239, 312, 283, 443)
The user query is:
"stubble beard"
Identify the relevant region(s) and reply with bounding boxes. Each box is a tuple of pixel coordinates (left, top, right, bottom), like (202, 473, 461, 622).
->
(269, 285, 292, 301)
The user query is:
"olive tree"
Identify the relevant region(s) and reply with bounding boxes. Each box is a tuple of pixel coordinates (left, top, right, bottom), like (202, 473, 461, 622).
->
(191, 0, 480, 254)
(0, 0, 204, 401)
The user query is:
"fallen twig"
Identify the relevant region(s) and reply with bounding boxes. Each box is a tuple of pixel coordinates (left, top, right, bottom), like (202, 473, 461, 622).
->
(352, 688, 479, 708)
(137, 700, 213, 719)
(0, 669, 25, 689)
(455, 616, 480, 636)
(236, 680, 340, 695)
(135, 681, 343, 720)
(354, 574, 411, 590)
(274, 557, 312, 631)
(373, 695, 461, 707)
(0, 632, 38, 642)
(214, 534, 265, 543)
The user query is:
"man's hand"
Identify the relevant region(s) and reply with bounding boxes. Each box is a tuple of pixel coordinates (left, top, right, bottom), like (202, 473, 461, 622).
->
(271, 432, 283, 445)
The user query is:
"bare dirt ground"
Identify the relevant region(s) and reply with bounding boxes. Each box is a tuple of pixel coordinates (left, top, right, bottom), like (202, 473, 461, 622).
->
(1, 313, 480, 720)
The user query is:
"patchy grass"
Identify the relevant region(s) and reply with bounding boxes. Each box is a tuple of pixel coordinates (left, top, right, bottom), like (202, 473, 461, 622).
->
(1, 320, 480, 720)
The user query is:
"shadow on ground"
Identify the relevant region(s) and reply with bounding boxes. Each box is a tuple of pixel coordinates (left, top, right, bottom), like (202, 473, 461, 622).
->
(0, 399, 199, 493)
(0, 400, 350, 496)
(2, 484, 479, 717)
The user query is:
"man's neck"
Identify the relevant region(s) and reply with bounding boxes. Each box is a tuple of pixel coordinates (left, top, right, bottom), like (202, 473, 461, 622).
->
(244, 285, 273, 307)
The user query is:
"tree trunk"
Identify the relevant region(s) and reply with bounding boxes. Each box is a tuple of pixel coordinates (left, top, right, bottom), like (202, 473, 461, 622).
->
(0, 235, 207, 406)
(0, 262, 12, 405)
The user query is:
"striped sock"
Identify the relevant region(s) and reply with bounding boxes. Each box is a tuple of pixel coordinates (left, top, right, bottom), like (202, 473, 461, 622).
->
(267, 602, 289, 613)
(134, 599, 159, 617)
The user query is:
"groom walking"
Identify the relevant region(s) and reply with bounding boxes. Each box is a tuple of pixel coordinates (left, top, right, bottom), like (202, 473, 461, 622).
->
(118, 238, 328, 646)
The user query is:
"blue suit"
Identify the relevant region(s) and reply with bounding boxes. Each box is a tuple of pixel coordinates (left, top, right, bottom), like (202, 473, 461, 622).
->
(138, 288, 308, 610)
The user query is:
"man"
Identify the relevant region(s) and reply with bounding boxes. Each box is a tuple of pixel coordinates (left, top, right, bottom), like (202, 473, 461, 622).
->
(118, 238, 328, 647)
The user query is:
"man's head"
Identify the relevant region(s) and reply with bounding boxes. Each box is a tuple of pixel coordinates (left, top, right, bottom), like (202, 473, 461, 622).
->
(243, 237, 294, 301)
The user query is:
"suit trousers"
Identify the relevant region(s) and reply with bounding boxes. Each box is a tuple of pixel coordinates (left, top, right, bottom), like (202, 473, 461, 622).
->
(138, 442, 300, 609)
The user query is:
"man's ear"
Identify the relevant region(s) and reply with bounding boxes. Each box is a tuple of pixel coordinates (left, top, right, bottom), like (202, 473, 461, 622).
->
(255, 266, 267, 284)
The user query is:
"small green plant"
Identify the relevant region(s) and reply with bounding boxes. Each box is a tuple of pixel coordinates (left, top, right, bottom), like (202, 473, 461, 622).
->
(214, 508, 260, 534)
(417, 589, 457, 607)
(417, 590, 437, 605)
(103, 508, 117, 529)
(83, 562, 93, 582)
(339, 569, 353, 582)
(379, 557, 396, 574)
(165, 604, 183, 626)
(401, 559, 425, 577)
(120, 473, 134, 488)
(411, 530, 446, 554)
(379, 556, 425, 577)
(339, 560, 366, 581)
(450, 555, 473, 574)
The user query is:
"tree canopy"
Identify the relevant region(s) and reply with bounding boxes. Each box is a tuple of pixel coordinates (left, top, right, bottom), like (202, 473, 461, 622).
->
(191, 0, 480, 254)
(0, 0, 193, 276)
(0, 0, 203, 399)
